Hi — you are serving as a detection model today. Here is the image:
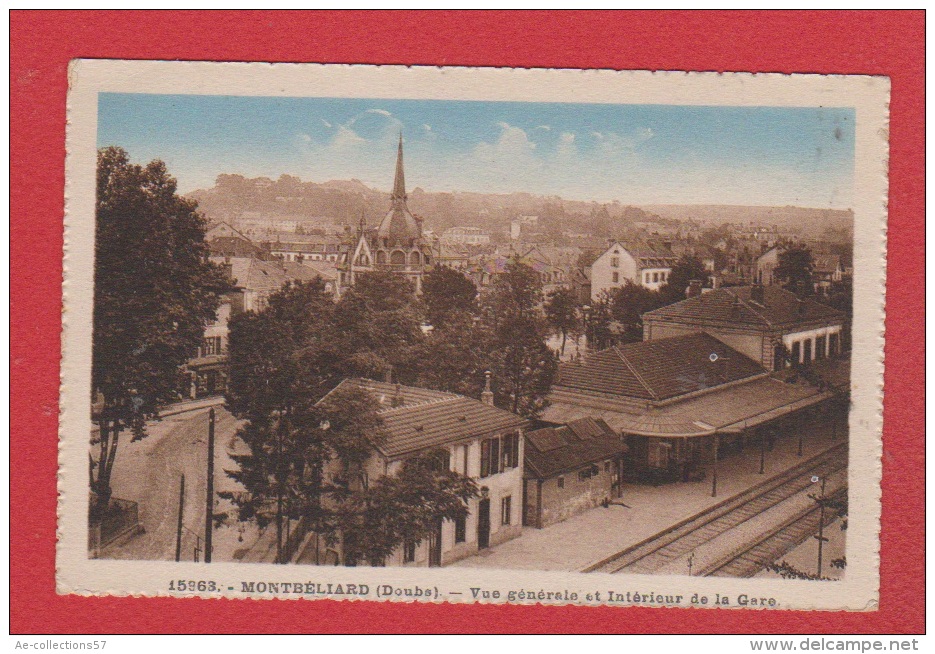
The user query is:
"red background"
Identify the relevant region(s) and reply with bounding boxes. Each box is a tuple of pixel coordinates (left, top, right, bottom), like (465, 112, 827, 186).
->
(10, 10, 924, 634)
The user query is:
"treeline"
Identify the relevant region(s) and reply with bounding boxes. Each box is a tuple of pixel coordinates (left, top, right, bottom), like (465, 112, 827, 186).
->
(222, 262, 559, 564)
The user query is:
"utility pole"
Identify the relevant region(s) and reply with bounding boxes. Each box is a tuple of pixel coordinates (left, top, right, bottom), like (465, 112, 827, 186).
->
(205, 408, 215, 563)
(814, 476, 828, 577)
(759, 430, 766, 475)
(175, 475, 185, 562)
(711, 432, 719, 498)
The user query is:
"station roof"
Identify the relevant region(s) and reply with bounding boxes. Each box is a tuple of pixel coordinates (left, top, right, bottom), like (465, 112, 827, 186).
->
(555, 332, 764, 402)
(542, 375, 834, 438)
(644, 285, 844, 329)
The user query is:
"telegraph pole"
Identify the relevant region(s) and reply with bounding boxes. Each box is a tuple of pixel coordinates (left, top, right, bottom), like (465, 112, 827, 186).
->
(815, 476, 828, 577)
(175, 475, 185, 562)
(711, 432, 719, 498)
(205, 408, 215, 563)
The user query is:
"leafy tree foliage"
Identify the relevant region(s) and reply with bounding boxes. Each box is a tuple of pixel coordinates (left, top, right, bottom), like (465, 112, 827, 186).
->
(775, 244, 815, 296)
(331, 271, 426, 381)
(661, 254, 709, 303)
(607, 281, 666, 344)
(224, 277, 477, 565)
(481, 258, 557, 417)
(421, 266, 478, 330)
(91, 147, 228, 513)
(544, 286, 582, 355)
(339, 450, 478, 565)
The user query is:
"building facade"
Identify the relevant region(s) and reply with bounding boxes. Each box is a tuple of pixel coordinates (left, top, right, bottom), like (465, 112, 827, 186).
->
(303, 377, 528, 567)
(590, 241, 677, 301)
(642, 285, 846, 372)
(523, 417, 627, 529)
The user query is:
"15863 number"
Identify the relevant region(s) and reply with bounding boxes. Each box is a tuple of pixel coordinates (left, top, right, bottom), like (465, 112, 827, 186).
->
(169, 580, 218, 592)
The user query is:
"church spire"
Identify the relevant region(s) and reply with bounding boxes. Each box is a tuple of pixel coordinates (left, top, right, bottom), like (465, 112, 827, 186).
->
(392, 133, 406, 203)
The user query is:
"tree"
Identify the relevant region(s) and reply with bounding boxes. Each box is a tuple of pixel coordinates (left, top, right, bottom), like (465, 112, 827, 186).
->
(606, 281, 666, 343)
(421, 266, 478, 329)
(224, 279, 341, 560)
(544, 286, 581, 356)
(332, 271, 425, 382)
(91, 147, 228, 515)
(481, 258, 557, 417)
(661, 254, 709, 303)
(224, 277, 478, 565)
(774, 244, 815, 296)
(416, 312, 491, 399)
(339, 449, 478, 565)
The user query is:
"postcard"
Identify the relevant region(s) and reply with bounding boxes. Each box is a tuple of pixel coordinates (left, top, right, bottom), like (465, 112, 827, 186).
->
(59, 61, 888, 611)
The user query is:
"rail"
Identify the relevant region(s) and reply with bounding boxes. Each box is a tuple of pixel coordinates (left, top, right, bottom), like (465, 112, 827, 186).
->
(583, 441, 848, 574)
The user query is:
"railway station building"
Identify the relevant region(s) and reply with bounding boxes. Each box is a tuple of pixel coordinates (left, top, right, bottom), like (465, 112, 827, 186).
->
(523, 417, 628, 529)
(541, 332, 845, 486)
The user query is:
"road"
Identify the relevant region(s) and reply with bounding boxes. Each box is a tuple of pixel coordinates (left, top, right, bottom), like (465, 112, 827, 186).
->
(100, 406, 241, 561)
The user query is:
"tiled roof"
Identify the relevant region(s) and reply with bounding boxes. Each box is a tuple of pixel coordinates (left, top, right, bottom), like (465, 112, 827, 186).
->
(227, 257, 337, 292)
(643, 285, 845, 328)
(325, 379, 529, 459)
(812, 254, 841, 274)
(525, 417, 627, 478)
(555, 333, 765, 402)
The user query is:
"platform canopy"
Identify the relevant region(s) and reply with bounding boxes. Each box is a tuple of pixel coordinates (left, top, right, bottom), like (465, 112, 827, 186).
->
(542, 376, 834, 439)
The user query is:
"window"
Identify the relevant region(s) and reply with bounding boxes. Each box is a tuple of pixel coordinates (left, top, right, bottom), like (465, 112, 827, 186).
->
(612, 272, 619, 283)
(611, 257, 619, 268)
(480, 437, 499, 478)
(557, 476, 564, 489)
(501, 496, 512, 526)
(604, 460, 612, 473)
(644, 272, 651, 284)
(202, 336, 222, 356)
(403, 540, 416, 563)
(462, 444, 469, 476)
(454, 514, 466, 543)
(653, 272, 659, 283)
(647, 440, 672, 469)
(481, 433, 519, 477)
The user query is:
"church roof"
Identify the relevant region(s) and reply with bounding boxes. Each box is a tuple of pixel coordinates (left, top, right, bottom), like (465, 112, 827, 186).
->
(376, 136, 423, 244)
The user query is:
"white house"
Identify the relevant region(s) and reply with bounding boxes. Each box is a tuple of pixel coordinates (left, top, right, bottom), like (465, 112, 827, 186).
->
(304, 377, 528, 567)
(590, 241, 677, 301)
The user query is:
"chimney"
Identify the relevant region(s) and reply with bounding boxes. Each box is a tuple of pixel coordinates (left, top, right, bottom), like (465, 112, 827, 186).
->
(686, 279, 703, 298)
(383, 365, 394, 384)
(391, 383, 404, 408)
(796, 297, 807, 316)
(731, 295, 742, 320)
(481, 370, 494, 406)
(751, 283, 765, 305)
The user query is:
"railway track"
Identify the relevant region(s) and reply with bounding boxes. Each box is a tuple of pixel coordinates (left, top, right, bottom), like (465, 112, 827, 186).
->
(584, 442, 847, 575)
(703, 488, 846, 578)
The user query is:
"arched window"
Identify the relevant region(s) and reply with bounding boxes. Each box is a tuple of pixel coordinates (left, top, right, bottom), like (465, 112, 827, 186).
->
(409, 251, 421, 265)
(376, 251, 387, 264)
(390, 250, 407, 265)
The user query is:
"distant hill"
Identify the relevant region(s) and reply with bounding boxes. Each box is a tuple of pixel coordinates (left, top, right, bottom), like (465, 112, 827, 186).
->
(186, 174, 853, 244)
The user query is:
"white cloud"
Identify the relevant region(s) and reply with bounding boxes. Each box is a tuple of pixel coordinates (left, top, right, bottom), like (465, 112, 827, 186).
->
(366, 108, 392, 117)
(535, 125, 551, 131)
(422, 124, 432, 131)
(320, 119, 332, 128)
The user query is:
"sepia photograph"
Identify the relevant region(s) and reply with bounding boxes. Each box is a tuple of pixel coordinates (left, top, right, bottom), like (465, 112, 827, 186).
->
(57, 61, 888, 611)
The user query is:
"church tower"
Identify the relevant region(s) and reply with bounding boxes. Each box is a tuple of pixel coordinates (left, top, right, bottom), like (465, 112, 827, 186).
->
(340, 135, 432, 294)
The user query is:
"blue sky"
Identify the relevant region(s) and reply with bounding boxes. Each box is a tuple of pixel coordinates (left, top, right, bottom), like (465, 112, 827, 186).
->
(97, 93, 854, 208)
